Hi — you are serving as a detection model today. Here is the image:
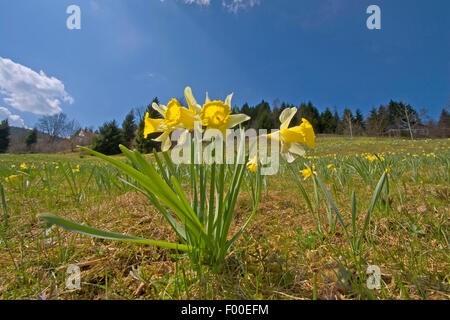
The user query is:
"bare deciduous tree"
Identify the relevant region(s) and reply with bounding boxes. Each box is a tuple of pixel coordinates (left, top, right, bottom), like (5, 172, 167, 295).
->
(37, 113, 80, 145)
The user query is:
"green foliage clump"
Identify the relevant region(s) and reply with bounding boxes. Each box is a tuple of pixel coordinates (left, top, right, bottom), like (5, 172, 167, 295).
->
(92, 120, 124, 155)
(25, 128, 38, 148)
(0, 120, 10, 153)
(121, 111, 137, 148)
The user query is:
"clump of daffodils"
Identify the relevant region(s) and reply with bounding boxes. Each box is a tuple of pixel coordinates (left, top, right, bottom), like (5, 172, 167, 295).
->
(144, 87, 316, 173)
(143, 87, 250, 151)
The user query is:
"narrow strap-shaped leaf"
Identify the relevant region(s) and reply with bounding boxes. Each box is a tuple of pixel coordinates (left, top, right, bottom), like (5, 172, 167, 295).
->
(39, 214, 191, 251)
(169, 175, 204, 231)
(162, 151, 178, 180)
(79, 146, 187, 223)
(220, 163, 246, 245)
(207, 162, 216, 237)
(315, 175, 352, 244)
(288, 165, 315, 217)
(351, 191, 357, 241)
(152, 149, 171, 186)
(226, 164, 262, 251)
(118, 177, 187, 241)
(358, 172, 387, 249)
(0, 183, 8, 240)
(127, 148, 202, 240)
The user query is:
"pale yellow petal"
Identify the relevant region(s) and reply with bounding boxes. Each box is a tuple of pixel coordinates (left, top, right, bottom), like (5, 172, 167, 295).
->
(225, 92, 233, 107)
(161, 134, 172, 152)
(280, 107, 297, 130)
(152, 103, 166, 116)
(185, 87, 202, 115)
(288, 142, 306, 156)
(281, 150, 296, 163)
(227, 114, 251, 129)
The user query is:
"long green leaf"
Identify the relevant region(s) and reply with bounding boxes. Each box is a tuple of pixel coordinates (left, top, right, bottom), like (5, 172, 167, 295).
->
(315, 175, 352, 244)
(357, 172, 387, 249)
(39, 214, 191, 251)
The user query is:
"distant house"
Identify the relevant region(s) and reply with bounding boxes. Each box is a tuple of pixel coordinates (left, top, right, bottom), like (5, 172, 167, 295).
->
(385, 123, 429, 137)
(73, 129, 97, 146)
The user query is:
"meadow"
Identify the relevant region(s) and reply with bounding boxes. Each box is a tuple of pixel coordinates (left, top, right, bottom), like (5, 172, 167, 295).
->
(0, 136, 448, 300)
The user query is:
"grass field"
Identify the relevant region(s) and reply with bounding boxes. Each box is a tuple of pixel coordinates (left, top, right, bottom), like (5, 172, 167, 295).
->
(0, 136, 449, 300)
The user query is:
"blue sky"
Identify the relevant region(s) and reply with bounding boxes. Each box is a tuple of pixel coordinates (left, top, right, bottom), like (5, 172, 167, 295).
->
(0, 0, 449, 129)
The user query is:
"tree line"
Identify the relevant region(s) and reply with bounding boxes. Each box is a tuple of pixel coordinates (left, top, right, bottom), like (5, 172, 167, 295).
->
(0, 98, 449, 154)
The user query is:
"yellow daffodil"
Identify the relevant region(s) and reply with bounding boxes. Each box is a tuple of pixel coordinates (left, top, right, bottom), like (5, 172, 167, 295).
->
(301, 166, 315, 180)
(5, 175, 19, 182)
(268, 107, 316, 163)
(246, 155, 258, 173)
(144, 87, 203, 152)
(200, 92, 250, 135)
(365, 155, 377, 161)
(385, 168, 391, 173)
(327, 164, 334, 169)
(20, 163, 27, 170)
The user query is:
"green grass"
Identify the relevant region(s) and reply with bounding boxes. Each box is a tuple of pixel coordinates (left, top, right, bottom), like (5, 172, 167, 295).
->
(0, 136, 449, 300)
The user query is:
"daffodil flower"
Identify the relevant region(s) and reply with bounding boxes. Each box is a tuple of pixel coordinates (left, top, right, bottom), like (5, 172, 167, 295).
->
(5, 175, 19, 182)
(144, 87, 202, 152)
(200, 92, 250, 136)
(247, 155, 258, 173)
(268, 107, 316, 163)
(301, 166, 316, 180)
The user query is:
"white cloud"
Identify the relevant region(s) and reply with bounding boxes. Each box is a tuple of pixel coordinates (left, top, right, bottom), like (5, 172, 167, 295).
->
(0, 106, 26, 128)
(163, 0, 260, 12)
(0, 57, 74, 116)
(182, 0, 211, 5)
(222, 0, 261, 13)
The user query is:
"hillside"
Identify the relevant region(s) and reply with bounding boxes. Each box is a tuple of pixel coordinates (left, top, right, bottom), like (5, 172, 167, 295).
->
(7, 127, 68, 153)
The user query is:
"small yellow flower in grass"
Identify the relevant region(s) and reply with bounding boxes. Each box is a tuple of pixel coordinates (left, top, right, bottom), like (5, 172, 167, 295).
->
(20, 163, 28, 170)
(385, 168, 391, 173)
(5, 175, 19, 182)
(301, 165, 316, 180)
(327, 164, 334, 169)
(365, 155, 377, 161)
(246, 155, 258, 173)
